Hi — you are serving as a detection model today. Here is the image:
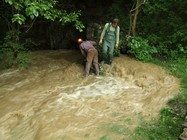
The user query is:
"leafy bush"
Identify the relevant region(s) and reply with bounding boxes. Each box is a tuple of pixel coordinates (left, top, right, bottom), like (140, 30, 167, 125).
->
(4, 0, 85, 32)
(17, 51, 30, 68)
(113, 48, 120, 57)
(139, 0, 187, 59)
(1, 30, 30, 68)
(127, 36, 157, 62)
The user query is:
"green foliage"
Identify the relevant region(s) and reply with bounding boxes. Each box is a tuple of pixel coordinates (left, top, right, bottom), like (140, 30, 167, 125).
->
(12, 14, 26, 25)
(60, 11, 85, 32)
(139, 0, 187, 59)
(106, 0, 129, 32)
(108, 124, 130, 135)
(0, 46, 3, 61)
(100, 135, 108, 140)
(113, 39, 125, 57)
(1, 30, 30, 68)
(2, 49, 14, 68)
(17, 51, 30, 68)
(132, 57, 187, 140)
(161, 58, 187, 75)
(132, 107, 184, 140)
(99, 65, 105, 76)
(4, 0, 85, 32)
(168, 31, 187, 57)
(113, 48, 120, 57)
(127, 36, 157, 62)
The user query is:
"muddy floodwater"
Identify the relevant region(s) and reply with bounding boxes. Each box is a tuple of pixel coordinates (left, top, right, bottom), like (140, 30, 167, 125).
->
(0, 49, 180, 140)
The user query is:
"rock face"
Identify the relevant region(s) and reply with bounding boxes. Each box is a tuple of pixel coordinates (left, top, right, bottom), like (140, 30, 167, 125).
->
(86, 23, 103, 41)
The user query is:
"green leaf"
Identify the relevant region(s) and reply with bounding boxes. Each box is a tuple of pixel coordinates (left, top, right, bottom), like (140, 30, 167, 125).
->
(5, 0, 13, 5)
(12, 14, 26, 25)
(14, 2, 23, 10)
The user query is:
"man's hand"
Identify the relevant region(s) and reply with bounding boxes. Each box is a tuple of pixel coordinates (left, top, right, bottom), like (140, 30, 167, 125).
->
(115, 44, 118, 49)
(99, 39, 102, 45)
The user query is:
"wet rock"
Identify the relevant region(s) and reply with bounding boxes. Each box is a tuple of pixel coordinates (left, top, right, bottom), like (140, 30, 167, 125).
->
(180, 128, 187, 140)
(180, 116, 187, 140)
(86, 23, 102, 41)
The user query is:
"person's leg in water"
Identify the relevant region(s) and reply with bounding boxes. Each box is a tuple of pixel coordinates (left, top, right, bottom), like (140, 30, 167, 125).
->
(92, 49, 99, 76)
(108, 41, 115, 65)
(101, 41, 109, 64)
(85, 49, 94, 76)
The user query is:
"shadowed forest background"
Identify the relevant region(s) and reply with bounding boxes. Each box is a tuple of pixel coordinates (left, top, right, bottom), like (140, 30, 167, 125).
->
(0, 0, 187, 67)
(0, 0, 187, 140)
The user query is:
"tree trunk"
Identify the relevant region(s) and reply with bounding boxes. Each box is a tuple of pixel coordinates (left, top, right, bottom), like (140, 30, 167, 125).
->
(129, 0, 145, 36)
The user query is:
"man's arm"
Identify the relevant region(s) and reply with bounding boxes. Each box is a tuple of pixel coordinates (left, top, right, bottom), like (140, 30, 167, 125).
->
(99, 23, 108, 45)
(115, 26, 120, 48)
(100, 23, 108, 40)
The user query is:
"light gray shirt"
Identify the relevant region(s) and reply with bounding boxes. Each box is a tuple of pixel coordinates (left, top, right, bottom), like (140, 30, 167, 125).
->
(100, 23, 120, 45)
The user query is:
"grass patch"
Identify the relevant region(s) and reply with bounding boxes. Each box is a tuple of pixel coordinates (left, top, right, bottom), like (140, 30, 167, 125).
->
(131, 57, 187, 140)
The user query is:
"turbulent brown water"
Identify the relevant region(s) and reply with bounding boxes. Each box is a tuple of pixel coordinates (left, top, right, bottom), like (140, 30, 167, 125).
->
(0, 49, 180, 140)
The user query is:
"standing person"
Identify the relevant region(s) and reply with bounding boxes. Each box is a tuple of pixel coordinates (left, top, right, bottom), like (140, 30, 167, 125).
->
(99, 18, 120, 65)
(77, 38, 100, 77)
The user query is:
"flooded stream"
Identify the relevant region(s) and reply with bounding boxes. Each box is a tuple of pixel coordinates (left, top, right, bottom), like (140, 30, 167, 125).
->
(0, 49, 180, 140)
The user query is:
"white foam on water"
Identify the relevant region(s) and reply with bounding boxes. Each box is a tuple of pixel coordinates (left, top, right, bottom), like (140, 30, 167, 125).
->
(58, 76, 139, 100)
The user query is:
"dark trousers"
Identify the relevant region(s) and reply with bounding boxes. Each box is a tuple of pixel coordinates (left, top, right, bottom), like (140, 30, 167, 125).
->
(85, 48, 99, 76)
